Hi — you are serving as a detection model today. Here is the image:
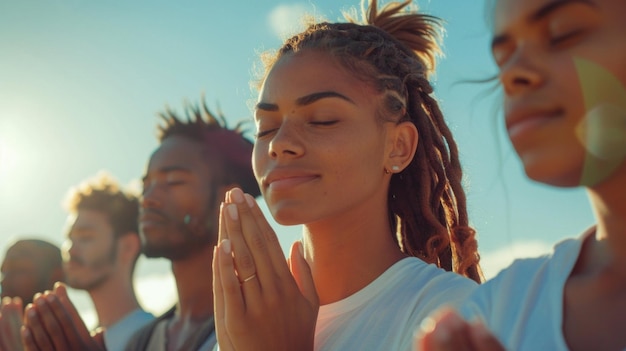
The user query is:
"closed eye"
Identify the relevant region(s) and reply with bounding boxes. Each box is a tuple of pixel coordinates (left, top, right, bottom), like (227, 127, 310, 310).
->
(255, 128, 278, 139)
(310, 121, 338, 126)
(549, 28, 585, 46)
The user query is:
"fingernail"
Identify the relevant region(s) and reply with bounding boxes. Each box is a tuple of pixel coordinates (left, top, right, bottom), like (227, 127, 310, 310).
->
(244, 194, 255, 208)
(231, 188, 244, 203)
(227, 204, 238, 220)
(221, 239, 231, 254)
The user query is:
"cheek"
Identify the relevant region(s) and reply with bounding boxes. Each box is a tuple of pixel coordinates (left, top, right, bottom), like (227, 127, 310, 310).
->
(252, 143, 266, 181)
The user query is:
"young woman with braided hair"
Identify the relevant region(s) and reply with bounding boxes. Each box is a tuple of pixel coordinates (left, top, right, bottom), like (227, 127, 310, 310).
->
(213, 1, 482, 350)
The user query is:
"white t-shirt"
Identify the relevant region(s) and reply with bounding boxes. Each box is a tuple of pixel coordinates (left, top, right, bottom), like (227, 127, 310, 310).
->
(458, 230, 592, 351)
(315, 257, 478, 351)
(104, 308, 155, 351)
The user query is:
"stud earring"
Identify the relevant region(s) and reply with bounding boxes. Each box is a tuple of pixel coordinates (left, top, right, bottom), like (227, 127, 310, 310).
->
(391, 165, 400, 172)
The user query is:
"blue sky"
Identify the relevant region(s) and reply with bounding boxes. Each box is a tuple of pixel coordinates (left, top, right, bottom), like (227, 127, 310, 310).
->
(0, 0, 594, 323)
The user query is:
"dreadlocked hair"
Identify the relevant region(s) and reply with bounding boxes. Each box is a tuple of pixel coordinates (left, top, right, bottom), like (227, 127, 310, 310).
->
(157, 98, 261, 198)
(261, 0, 482, 283)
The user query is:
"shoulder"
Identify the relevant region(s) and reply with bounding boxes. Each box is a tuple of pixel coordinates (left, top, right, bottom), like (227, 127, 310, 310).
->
(459, 235, 585, 320)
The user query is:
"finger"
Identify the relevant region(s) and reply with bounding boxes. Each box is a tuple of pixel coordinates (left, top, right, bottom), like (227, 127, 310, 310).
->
(53, 283, 93, 346)
(33, 293, 70, 351)
(468, 321, 505, 351)
(22, 326, 38, 351)
(289, 241, 319, 307)
(225, 190, 261, 281)
(415, 308, 473, 351)
(91, 327, 106, 348)
(245, 193, 291, 279)
(212, 245, 235, 350)
(218, 239, 245, 317)
(23, 303, 53, 351)
(229, 189, 276, 288)
(218, 202, 229, 243)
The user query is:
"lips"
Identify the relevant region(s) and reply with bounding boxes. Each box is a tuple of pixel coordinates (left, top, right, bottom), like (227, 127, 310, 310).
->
(139, 211, 167, 228)
(263, 169, 319, 191)
(505, 105, 563, 140)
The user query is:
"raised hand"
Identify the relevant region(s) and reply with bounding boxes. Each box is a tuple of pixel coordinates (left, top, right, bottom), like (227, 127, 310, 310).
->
(213, 187, 319, 351)
(414, 308, 505, 351)
(21, 283, 105, 351)
(0, 297, 24, 351)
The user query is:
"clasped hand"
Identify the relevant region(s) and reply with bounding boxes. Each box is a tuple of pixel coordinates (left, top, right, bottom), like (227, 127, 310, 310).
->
(213, 187, 319, 351)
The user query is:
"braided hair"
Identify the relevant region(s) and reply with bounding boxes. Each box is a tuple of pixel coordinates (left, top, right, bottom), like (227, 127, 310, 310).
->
(261, 0, 482, 282)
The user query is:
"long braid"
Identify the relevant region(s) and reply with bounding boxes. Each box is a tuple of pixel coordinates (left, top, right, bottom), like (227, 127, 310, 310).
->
(263, 0, 482, 283)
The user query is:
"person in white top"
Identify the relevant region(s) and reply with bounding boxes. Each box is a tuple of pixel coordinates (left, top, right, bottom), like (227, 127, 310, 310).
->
(415, 0, 626, 350)
(212, 1, 483, 350)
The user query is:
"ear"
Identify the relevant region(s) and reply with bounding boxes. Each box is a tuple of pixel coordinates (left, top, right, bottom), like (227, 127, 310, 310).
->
(386, 121, 419, 173)
(117, 233, 141, 264)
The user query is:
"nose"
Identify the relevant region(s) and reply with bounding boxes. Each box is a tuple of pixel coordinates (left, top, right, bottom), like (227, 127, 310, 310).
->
(141, 181, 162, 209)
(268, 121, 304, 159)
(499, 45, 545, 97)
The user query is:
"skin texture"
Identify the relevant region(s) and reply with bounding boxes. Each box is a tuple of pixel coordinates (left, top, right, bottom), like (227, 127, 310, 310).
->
(416, 0, 626, 350)
(214, 48, 419, 350)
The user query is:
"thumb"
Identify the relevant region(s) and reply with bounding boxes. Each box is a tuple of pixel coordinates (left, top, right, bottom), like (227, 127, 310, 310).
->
(289, 240, 318, 307)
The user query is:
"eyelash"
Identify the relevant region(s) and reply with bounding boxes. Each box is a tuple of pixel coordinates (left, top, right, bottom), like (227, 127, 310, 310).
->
(255, 121, 338, 139)
(255, 128, 277, 139)
(550, 29, 584, 46)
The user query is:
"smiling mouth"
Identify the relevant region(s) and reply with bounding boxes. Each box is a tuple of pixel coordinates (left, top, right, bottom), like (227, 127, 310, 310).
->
(267, 175, 319, 191)
(507, 109, 563, 139)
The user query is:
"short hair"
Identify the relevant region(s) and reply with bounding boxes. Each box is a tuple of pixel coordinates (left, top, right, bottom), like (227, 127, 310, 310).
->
(64, 172, 139, 238)
(157, 98, 261, 197)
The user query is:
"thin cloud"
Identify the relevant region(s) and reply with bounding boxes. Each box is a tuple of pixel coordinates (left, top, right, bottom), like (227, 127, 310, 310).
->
(267, 3, 314, 40)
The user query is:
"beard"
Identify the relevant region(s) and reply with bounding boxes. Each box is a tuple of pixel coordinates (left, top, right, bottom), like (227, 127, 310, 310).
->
(141, 212, 215, 261)
(64, 243, 117, 291)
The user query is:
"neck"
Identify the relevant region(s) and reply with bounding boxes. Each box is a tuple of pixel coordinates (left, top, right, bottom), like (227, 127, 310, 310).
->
(586, 166, 626, 277)
(170, 244, 214, 323)
(301, 196, 405, 305)
(89, 271, 140, 328)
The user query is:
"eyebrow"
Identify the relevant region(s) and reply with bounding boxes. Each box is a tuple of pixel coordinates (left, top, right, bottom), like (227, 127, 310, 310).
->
(491, 0, 597, 50)
(255, 91, 355, 112)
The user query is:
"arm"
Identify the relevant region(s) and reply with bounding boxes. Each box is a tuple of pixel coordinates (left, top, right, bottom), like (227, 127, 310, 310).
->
(213, 187, 319, 351)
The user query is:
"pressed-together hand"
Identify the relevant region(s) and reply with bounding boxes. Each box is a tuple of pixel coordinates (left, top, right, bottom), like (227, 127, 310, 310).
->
(22, 283, 105, 351)
(213, 187, 319, 351)
(0, 297, 24, 351)
(414, 308, 505, 351)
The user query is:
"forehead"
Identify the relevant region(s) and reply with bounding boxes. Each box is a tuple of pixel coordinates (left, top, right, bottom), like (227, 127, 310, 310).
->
(71, 209, 113, 230)
(146, 136, 211, 174)
(2, 242, 42, 267)
(259, 50, 374, 104)
(494, 0, 598, 30)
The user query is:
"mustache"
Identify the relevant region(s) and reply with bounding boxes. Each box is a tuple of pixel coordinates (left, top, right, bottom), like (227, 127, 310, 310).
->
(66, 256, 86, 266)
(140, 208, 170, 222)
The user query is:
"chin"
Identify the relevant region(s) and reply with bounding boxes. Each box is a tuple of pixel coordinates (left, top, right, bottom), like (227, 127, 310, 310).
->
(270, 205, 308, 226)
(523, 164, 581, 188)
